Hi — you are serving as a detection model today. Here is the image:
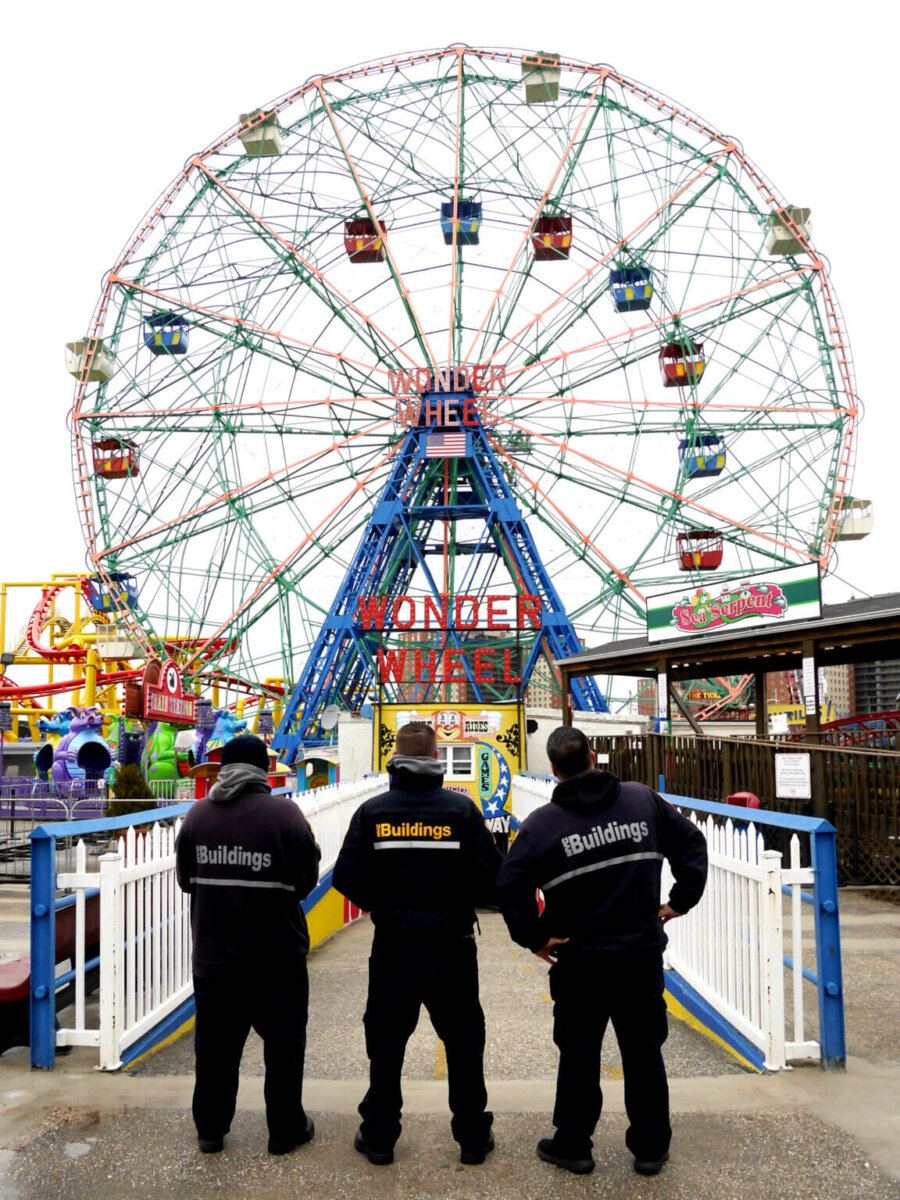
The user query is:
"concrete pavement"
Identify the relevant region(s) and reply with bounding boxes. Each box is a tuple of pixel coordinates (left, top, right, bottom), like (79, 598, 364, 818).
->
(1, 893, 899, 1198)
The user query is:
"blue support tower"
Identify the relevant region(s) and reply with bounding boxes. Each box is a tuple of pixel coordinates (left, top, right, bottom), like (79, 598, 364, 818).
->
(273, 385, 608, 761)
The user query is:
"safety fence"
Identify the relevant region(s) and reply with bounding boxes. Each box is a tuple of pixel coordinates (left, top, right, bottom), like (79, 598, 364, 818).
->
(29, 805, 191, 1070)
(54, 822, 193, 1070)
(2, 787, 181, 882)
(297, 775, 388, 871)
(1, 779, 109, 819)
(149, 779, 196, 802)
(585, 731, 900, 885)
(510, 775, 845, 1071)
(26, 777, 387, 1069)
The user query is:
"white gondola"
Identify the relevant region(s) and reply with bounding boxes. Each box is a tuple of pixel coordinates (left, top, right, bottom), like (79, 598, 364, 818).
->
(765, 206, 811, 255)
(522, 53, 561, 104)
(238, 110, 284, 156)
(95, 625, 138, 659)
(65, 339, 116, 382)
(836, 497, 873, 541)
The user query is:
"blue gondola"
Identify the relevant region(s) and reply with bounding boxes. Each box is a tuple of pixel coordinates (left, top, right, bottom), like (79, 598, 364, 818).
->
(610, 266, 653, 312)
(679, 433, 726, 479)
(88, 573, 138, 613)
(143, 312, 189, 356)
(441, 200, 482, 246)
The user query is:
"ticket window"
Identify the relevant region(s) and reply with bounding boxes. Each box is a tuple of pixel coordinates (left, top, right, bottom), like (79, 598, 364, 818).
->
(437, 744, 474, 781)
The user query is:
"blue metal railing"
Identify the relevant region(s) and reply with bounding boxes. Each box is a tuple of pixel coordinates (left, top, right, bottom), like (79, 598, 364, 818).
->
(511, 775, 845, 1069)
(29, 804, 192, 1069)
(660, 793, 845, 1069)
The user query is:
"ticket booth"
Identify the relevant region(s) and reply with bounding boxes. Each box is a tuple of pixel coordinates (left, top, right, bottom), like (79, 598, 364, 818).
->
(374, 701, 525, 850)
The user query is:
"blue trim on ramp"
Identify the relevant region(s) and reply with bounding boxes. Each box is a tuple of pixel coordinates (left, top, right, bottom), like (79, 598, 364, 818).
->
(664, 969, 765, 1072)
(121, 995, 196, 1068)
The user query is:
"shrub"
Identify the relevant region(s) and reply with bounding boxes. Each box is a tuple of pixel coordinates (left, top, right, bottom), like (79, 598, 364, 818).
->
(107, 763, 155, 819)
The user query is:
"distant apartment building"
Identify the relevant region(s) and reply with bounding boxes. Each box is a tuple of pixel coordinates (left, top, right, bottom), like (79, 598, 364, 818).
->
(824, 663, 854, 719)
(525, 657, 562, 709)
(853, 660, 900, 717)
(766, 669, 801, 707)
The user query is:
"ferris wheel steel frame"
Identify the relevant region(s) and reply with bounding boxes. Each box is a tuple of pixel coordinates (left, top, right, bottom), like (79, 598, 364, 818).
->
(68, 46, 859, 734)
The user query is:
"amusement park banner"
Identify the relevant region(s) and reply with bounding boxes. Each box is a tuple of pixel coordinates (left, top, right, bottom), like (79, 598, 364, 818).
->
(646, 564, 822, 644)
(374, 702, 525, 836)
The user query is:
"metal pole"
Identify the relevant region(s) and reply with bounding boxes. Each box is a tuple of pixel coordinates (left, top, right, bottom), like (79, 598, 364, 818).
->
(754, 670, 768, 739)
(29, 828, 57, 1068)
(811, 825, 846, 1068)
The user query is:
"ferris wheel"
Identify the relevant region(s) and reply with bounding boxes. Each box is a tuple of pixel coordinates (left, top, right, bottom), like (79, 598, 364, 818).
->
(69, 46, 858, 711)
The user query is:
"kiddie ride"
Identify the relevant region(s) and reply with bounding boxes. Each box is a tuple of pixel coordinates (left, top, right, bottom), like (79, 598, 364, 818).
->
(0, 574, 282, 811)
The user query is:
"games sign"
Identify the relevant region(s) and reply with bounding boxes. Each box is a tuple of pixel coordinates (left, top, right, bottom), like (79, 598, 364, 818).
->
(646, 564, 821, 644)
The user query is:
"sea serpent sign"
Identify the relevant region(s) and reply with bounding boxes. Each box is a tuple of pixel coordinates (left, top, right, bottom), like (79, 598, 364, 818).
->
(672, 582, 788, 634)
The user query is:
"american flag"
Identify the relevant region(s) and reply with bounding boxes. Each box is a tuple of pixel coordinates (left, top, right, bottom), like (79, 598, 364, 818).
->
(425, 432, 467, 458)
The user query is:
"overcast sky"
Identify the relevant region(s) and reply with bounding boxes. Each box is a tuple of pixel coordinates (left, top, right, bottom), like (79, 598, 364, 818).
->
(0, 0, 893, 638)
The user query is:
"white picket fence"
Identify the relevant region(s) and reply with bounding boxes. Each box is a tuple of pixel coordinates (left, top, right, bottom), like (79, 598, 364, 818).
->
(57, 823, 192, 1070)
(661, 813, 816, 1070)
(52, 775, 387, 1069)
(510, 776, 817, 1071)
(513, 774, 558, 824)
(296, 775, 388, 871)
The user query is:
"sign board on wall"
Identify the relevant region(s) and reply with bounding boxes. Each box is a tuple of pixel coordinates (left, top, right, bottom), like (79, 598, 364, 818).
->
(375, 702, 524, 833)
(657, 672, 669, 720)
(144, 659, 197, 725)
(802, 656, 818, 716)
(646, 564, 821, 644)
(775, 753, 811, 800)
(769, 712, 790, 737)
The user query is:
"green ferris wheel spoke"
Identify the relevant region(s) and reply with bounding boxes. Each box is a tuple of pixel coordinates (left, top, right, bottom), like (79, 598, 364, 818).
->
(71, 50, 858, 690)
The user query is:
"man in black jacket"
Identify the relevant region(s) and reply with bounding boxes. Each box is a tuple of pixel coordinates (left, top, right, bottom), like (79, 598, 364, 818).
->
(497, 726, 707, 1178)
(333, 721, 501, 1166)
(175, 734, 320, 1156)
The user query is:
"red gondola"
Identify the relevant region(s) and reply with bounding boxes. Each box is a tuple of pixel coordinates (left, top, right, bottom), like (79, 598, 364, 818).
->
(92, 439, 139, 480)
(677, 530, 723, 571)
(659, 340, 705, 388)
(344, 217, 387, 263)
(532, 215, 572, 261)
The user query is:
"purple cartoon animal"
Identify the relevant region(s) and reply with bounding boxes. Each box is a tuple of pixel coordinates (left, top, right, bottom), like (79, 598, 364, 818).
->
(49, 707, 112, 785)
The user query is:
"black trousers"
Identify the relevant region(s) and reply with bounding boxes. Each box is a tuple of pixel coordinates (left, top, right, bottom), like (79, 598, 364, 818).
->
(548, 947, 671, 1161)
(192, 965, 309, 1143)
(359, 929, 492, 1148)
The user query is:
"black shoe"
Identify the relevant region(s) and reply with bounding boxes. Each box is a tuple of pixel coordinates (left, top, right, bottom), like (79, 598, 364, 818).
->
(198, 1136, 224, 1154)
(354, 1129, 394, 1165)
(460, 1131, 495, 1165)
(634, 1151, 669, 1176)
(268, 1115, 315, 1156)
(537, 1137, 594, 1175)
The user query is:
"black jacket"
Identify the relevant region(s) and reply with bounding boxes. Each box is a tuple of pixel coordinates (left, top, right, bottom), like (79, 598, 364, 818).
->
(175, 779, 320, 977)
(332, 758, 501, 937)
(497, 770, 707, 954)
